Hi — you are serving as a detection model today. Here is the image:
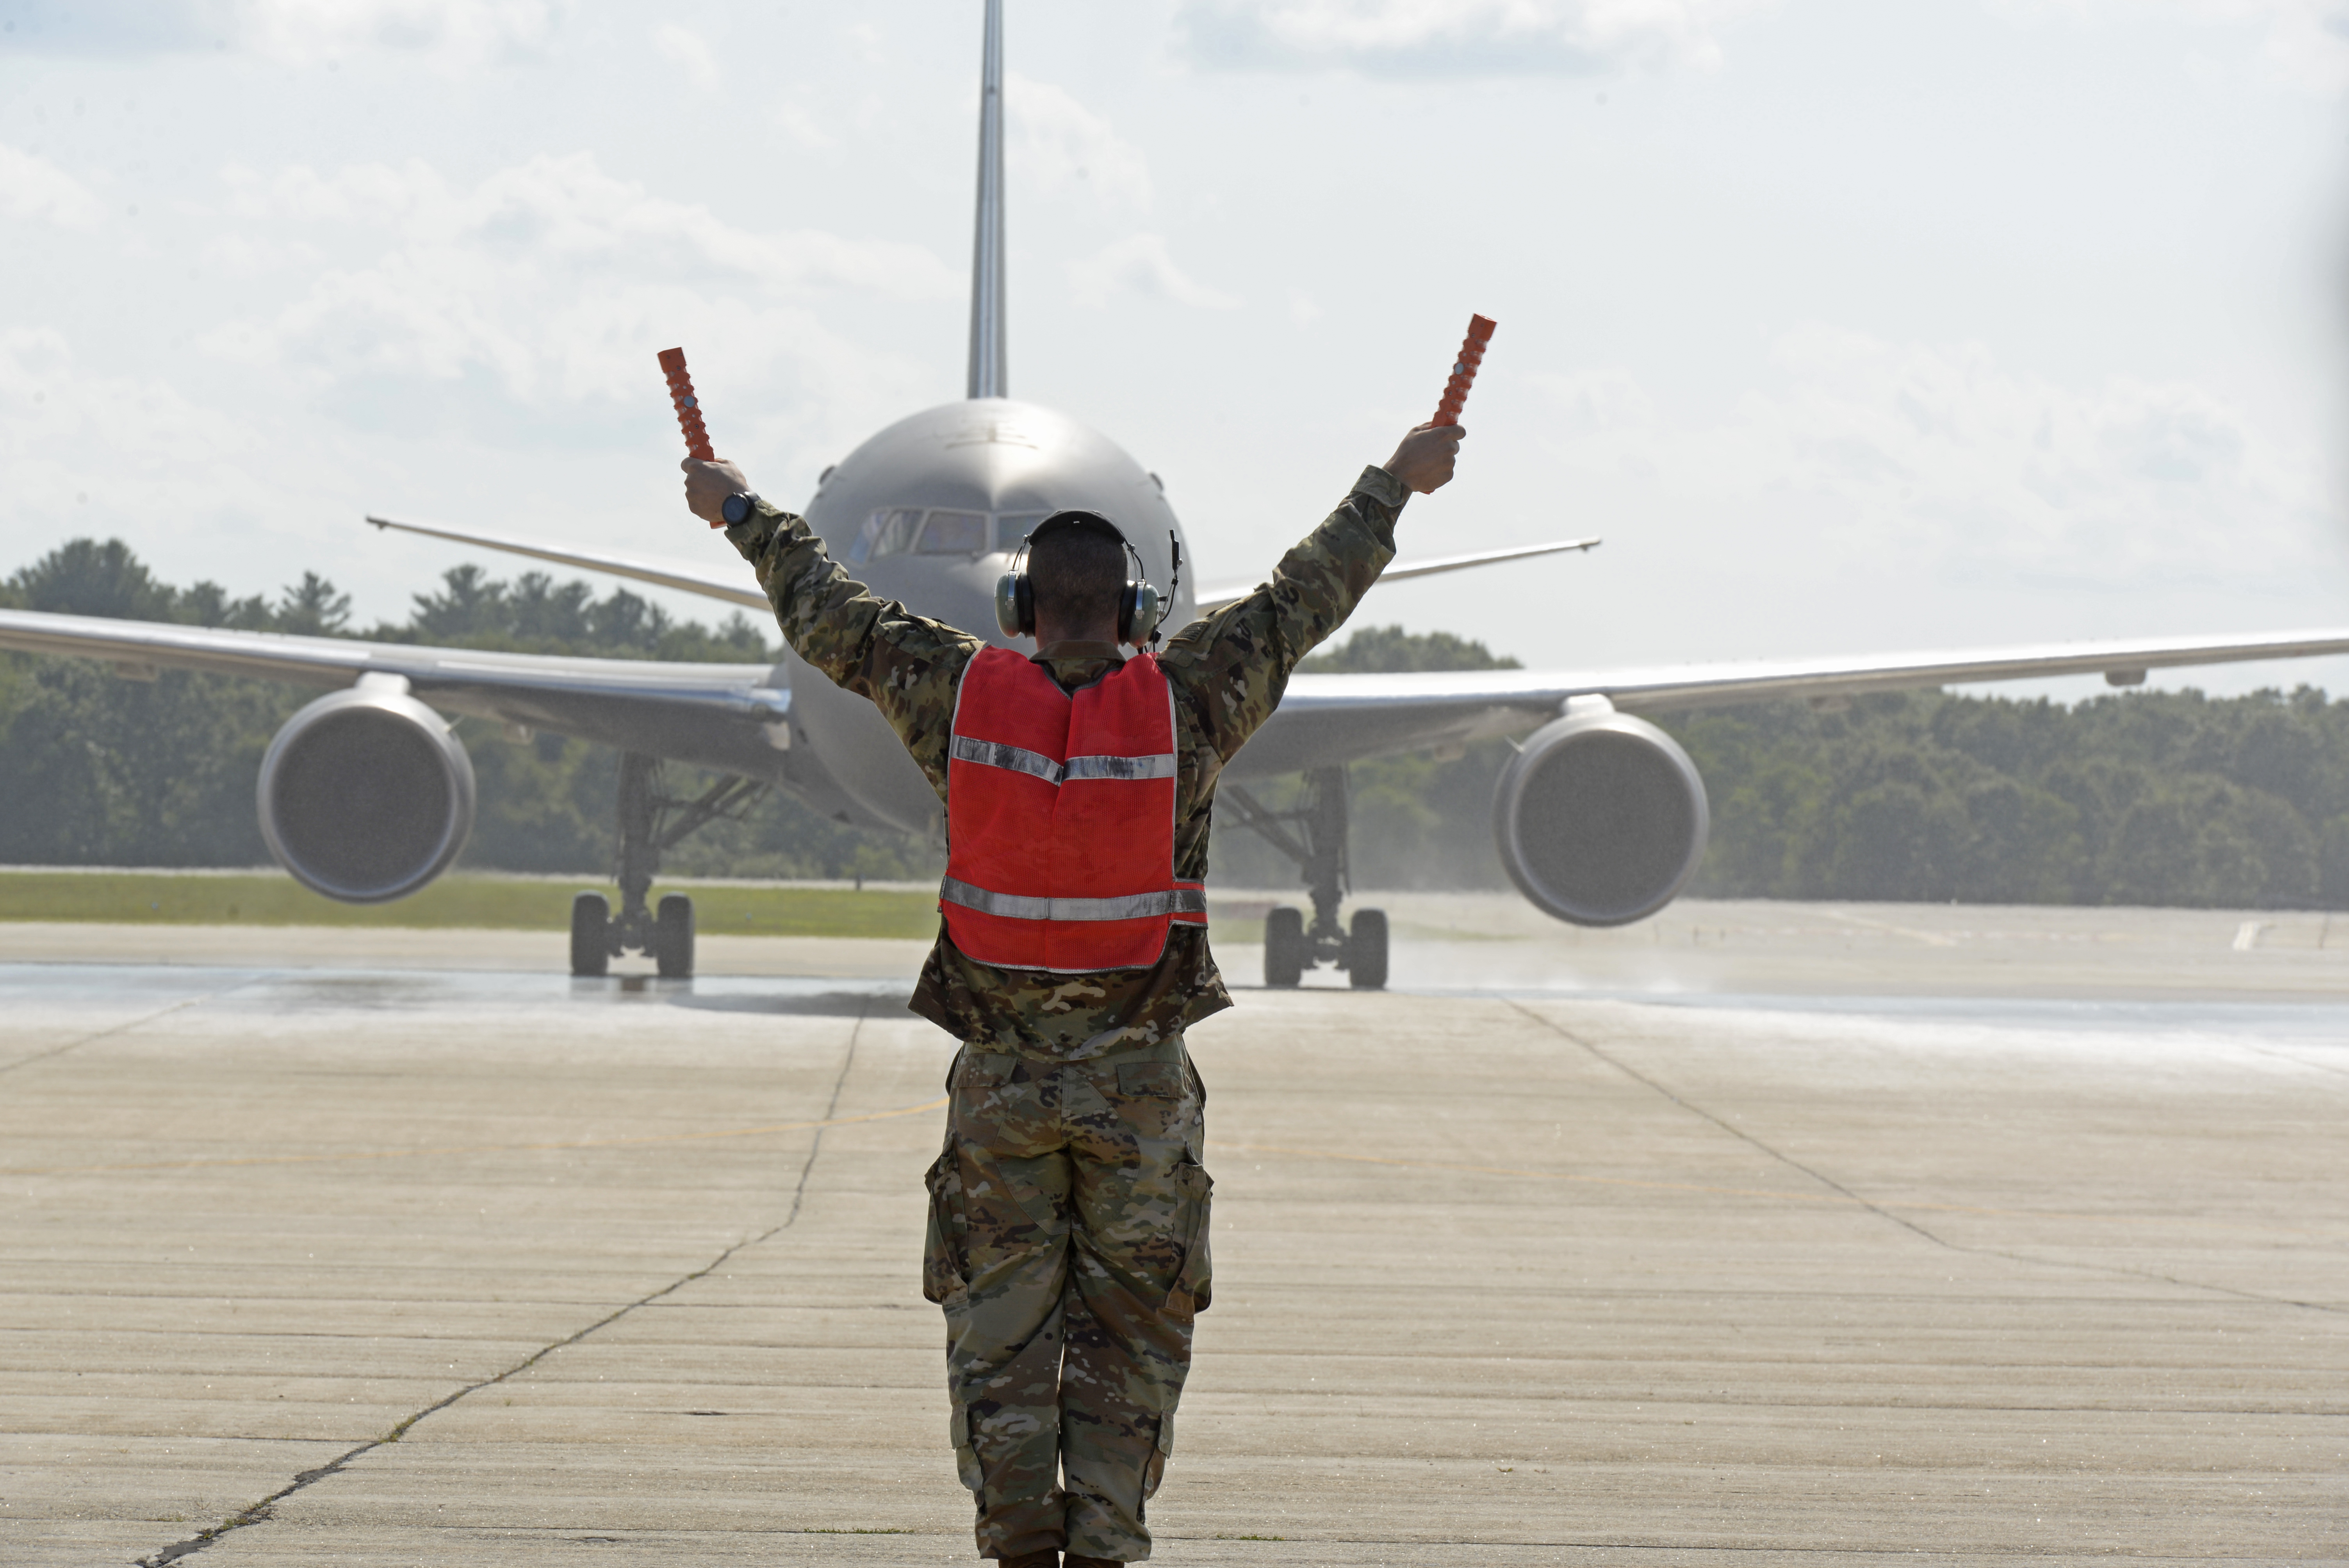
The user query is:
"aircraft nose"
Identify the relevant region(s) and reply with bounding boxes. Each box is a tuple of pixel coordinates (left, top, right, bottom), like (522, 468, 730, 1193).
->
(867, 555, 1014, 648)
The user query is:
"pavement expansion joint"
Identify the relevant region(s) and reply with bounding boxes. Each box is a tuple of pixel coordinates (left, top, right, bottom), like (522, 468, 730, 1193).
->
(1509, 999, 2348, 1322)
(0, 982, 253, 1077)
(131, 1000, 873, 1568)
(1505, 999, 1954, 1249)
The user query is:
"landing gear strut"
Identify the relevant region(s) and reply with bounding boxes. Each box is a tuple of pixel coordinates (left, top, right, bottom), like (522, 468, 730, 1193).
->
(570, 752, 768, 980)
(1221, 764, 1388, 991)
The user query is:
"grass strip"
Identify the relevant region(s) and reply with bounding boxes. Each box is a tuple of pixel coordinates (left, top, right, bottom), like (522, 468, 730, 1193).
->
(0, 871, 943, 939)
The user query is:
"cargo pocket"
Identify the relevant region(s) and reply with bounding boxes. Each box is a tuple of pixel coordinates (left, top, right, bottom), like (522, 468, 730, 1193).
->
(952, 1405, 985, 1494)
(922, 1144, 968, 1307)
(1141, 1411, 1174, 1505)
(1163, 1158, 1213, 1319)
(1117, 1060, 1184, 1098)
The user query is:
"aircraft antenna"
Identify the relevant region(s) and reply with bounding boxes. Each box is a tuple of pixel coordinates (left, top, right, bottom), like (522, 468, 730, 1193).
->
(966, 0, 1007, 400)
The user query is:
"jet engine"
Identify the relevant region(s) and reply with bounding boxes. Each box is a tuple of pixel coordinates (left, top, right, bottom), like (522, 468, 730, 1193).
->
(1491, 703, 1709, 927)
(257, 681, 476, 903)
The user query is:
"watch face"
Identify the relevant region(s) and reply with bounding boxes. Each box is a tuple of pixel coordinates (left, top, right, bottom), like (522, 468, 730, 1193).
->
(724, 492, 751, 524)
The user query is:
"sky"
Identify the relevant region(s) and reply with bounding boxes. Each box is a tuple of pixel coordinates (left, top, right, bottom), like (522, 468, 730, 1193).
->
(4, 0, 2347, 700)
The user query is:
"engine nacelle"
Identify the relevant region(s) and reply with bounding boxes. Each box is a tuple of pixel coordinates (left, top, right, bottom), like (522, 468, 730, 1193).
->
(1492, 704, 1709, 927)
(257, 680, 476, 903)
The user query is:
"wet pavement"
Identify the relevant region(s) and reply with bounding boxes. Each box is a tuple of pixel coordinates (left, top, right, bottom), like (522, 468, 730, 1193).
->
(1, 911, 2344, 1565)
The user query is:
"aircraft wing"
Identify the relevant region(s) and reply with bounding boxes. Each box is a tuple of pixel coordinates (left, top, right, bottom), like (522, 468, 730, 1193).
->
(1229, 626, 2349, 777)
(366, 514, 770, 611)
(1194, 537, 1601, 615)
(0, 609, 793, 780)
(367, 512, 1602, 622)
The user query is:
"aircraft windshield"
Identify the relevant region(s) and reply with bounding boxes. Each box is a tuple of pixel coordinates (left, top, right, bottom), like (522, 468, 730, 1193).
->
(848, 507, 1057, 564)
(995, 512, 1049, 551)
(919, 510, 989, 555)
(848, 508, 925, 565)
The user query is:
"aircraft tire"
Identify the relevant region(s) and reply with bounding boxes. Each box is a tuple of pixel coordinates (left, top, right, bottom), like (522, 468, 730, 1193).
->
(1264, 905, 1305, 989)
(1347, 908, 1389, 991)
(654, 893, 696, 979)
(570, 892, 611, 978)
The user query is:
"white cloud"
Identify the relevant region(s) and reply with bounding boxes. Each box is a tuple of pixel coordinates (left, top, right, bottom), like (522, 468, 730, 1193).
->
(1068, 234, 1241, 310)
(1007, 73, 1154, 214)
(653, 23, 720, 92)
(0, 326, 273, 527)
(201, 152, 959, 407)
(244, 0, 559, 66)
(5, 0, 561, 68)
(1173, 0, 1768, 77)
(773, 101, 837, 150)
(1994, 0, 2349, 93)
(1533, 325, 2327, 588)
(0, 145, 107, 228)
(2164, 0, 2349, 92)
(1174, 0, 2349, 86)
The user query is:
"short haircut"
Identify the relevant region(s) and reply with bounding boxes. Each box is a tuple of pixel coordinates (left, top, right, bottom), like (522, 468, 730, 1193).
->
(1027, 514, 1128, 628)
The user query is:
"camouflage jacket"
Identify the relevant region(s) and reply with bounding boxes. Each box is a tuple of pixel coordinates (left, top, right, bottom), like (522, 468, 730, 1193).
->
(726, 465, 1406, 1058)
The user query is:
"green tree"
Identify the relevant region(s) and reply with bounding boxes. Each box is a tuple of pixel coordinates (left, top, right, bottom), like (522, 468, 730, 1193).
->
(12, 545, 2349, 910)
(0, 539, 916, 880)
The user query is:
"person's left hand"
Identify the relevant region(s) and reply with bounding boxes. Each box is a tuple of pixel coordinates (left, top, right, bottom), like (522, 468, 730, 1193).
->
(683, 457, 753, 526)
(1383, 422, 1466, 495)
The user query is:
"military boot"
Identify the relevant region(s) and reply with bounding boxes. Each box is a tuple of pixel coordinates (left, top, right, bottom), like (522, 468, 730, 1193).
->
(1064, 1557, 1124, 1567)
(996, 1552, 1058, 1568)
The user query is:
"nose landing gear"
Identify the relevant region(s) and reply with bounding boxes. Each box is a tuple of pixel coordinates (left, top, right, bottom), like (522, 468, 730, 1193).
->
(1223, 764, 1388, 991)
(569, 752, 765, 979)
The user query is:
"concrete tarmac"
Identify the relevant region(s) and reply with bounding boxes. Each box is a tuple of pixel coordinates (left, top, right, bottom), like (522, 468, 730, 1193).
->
(2, 905, 2345, 1565)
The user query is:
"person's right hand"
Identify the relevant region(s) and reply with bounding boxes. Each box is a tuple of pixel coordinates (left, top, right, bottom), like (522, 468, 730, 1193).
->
(683, 457, 753, 526)
(1383, 423, 1467, 495)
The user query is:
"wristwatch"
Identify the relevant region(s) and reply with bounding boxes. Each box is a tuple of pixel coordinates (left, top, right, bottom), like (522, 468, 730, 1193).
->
(720, 491, 763, 527)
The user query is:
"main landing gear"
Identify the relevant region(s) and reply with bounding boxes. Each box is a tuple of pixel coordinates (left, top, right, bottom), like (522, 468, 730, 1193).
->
(570, 752, 768, 980)
(1221, 764, 1388, 991)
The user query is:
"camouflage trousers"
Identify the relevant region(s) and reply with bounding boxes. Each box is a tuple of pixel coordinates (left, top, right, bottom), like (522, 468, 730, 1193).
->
(922, 1033, 1213, 1563)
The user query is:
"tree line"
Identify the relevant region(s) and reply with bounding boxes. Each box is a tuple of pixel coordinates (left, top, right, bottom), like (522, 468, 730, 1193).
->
(1241, 624, 2349, 909)
(6, 537, 2349, 909)
(0, 538, 936, 882)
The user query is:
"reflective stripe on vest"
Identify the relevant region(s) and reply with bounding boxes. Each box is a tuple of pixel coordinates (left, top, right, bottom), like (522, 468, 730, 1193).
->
(940, 646, 1203, 973)
(941, 877, 1208, 923)
(948, 735, 1180, 786)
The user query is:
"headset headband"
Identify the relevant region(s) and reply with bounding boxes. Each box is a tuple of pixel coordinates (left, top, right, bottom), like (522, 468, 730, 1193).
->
(998, 509, 1169, 648)
(1025, 508, 1129, 549)
(1010, 510, 1149, 592)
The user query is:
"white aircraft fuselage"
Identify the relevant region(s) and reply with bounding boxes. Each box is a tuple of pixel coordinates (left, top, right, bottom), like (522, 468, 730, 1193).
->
(783, 397, 1194, 838)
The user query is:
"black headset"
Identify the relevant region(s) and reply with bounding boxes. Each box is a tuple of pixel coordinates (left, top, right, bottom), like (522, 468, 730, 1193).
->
(995, 510, 1167, 648)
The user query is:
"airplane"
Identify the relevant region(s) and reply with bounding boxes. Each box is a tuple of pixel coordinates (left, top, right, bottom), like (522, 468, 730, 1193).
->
(7, 0, 2349, 991)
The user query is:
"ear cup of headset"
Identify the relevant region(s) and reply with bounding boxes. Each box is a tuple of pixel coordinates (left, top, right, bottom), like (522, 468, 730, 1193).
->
(1124, 582, 1163, 648)
(1000, 515, 1164, 645)
(994, 570, 1033, 638)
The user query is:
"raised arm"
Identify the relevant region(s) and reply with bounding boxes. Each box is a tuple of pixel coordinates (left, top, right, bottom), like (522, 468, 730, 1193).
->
(1162, 423, 1465, 763)
(686, 458, 980, 793)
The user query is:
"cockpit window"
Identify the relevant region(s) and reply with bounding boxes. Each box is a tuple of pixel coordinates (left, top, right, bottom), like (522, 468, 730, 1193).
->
(849, 506, 1056, 564)
(918, 510, 989, 555)
(995, 512, 1050, 552)
(848, 507, 924, 565)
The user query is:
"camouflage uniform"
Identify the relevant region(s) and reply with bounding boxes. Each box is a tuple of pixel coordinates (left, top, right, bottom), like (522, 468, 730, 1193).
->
(726, 466, 1404, 1561)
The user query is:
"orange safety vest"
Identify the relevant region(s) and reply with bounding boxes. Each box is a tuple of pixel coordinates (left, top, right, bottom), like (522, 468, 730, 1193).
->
(940, 646, 1206, 972)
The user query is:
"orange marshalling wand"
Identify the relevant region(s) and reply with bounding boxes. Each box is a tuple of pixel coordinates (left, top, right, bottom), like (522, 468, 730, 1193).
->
(1431, 314, 1496, 428)
(658, 347, 714, 460)
(657, 347, 727, 528)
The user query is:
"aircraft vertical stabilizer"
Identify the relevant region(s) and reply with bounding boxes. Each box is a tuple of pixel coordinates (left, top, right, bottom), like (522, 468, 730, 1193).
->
(966, 0, 1007, 399)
